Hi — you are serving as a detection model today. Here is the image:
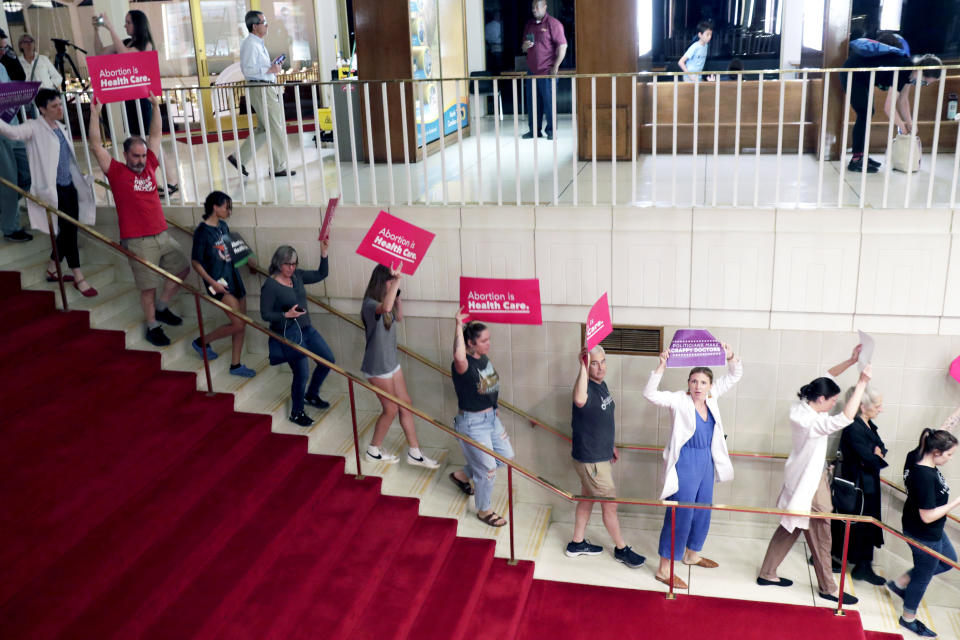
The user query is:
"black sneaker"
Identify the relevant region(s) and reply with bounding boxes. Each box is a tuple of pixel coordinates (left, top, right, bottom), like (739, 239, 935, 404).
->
(521, 131, 535, 139)
(227, 154, 249, 177)
(614, 545, 646, 568)
(852, 563, 886, 585)
(847, 157, 878, 173)
(155, 307, 183, 326)
(274, 169, 297, 177)
(4, 229, 32, 242)
(289, 411, 313, 427)
(565, 539, 603, 557)
(900, 617, 937, 637)
(304, 394, 330, 410)
(867, 156, 881, 168)
(887, 579, 907, 600)
(145, 326, 171, 346)
(818, 591, 858, 605)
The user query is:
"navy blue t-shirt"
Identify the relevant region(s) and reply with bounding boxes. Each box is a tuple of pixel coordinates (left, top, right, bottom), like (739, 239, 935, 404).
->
(571, 380, 616, 463)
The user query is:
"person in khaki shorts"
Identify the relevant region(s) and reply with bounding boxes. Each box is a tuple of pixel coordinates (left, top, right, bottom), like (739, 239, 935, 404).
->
(89, 94, 190, 347)
(566, 344, 646, 569)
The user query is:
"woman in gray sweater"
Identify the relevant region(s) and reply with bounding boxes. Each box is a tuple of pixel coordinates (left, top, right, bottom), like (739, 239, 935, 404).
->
(360, 264, 438, 468)
(260, 240, 335, 427)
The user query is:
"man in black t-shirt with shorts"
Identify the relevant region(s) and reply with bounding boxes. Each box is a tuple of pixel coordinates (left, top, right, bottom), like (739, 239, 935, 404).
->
(566, 345, 646, 569)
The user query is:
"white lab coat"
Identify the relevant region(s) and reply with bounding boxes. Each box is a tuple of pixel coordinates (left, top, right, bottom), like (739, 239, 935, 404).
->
(18, 54, 63, 90)
(0, 117, 95, 234)
(644, 359, 743, 500)
(777, 390, 853, 532)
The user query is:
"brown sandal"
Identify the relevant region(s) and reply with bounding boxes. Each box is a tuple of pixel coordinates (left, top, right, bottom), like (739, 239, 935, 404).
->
(655, 574, 688, 589)
(449, 472, 474, 495)
(477, 512, 507, 527)
(683, 557, 718, 568)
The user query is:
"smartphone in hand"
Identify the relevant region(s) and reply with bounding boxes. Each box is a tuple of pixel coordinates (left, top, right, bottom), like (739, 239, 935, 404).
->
(274, 53, 286, 65)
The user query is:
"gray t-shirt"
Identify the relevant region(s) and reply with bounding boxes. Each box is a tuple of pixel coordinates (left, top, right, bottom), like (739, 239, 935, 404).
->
(360, 297, 399, 376)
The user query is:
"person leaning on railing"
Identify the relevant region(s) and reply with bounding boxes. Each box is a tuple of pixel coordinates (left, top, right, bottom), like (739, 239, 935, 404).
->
(565, 344, 646, 569)
(89, 93, 190, 347)
(91, 9, 179, 197)
(0, 88, 98, 296)
(757, 346, 870, 605)
(189, 190, 257, 378)
(886, 429, 960, 638)
(449, 309, 514, 528)
(829, 385, 888, 585)
(360, 263, 439, 469)
(644, 342, 742, 589)
(260, 241, 335, 427)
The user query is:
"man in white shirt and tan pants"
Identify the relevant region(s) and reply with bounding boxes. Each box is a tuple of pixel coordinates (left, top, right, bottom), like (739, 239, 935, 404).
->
(228, 11, 295, 178)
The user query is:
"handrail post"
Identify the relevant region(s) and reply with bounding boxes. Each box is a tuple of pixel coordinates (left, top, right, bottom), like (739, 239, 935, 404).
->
(348, 378, 363, 479)
(508, 465, 517, 565)
(45, 208, 68, 312)
(667, 505, 677, 600)
(193, 293, 214, 395)
(835, 518, 851, 616)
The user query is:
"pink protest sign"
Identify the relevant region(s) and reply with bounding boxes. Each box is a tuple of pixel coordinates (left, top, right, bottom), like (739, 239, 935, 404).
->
(460, 277, 542, 325)
(585, 293, 612, 351)
(355, 210, 435, 275)
(666, 329, 726, 368)
(950, 356, 960, 385)
(87, 51, 161, 104)
(319, 197, 339, 241)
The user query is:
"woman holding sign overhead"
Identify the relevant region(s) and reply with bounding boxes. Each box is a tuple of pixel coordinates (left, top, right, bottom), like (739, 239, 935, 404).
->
(360, 264, 439, 469)
(643, 340, 741, 589)
(449, 308, 514, 527)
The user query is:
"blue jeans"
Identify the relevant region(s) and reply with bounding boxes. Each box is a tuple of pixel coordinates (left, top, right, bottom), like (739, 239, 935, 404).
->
(453, 410, 514, 512)
(0, 139, 30, 235)
(903, 531, 957, 615)
(524, 77, 555, 137)
(281, 324, 335, 414)
(658, 444, 715, 560)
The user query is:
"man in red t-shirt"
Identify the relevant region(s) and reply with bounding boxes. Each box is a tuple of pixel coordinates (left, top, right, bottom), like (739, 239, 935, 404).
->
(89, 94, 190, 347)
(521, 0, 567, 140)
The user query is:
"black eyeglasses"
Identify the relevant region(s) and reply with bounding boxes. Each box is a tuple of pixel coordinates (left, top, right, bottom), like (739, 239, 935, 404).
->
(282, 261, 298, 266)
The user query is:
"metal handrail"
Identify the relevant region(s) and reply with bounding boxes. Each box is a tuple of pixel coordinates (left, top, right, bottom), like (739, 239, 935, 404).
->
(10, 178, 959, 612)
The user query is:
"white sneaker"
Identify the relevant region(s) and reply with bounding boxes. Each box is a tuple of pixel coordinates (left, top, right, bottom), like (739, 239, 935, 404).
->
(407, 451, 440, 469)
(365, 449, 399, 464)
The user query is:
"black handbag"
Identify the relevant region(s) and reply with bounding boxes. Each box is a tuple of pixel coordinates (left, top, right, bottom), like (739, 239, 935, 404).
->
(830, 457, 864, 515)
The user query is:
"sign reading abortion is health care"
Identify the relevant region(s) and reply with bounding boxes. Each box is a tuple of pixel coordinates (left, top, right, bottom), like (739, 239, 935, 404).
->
(666, 329, 726, 368)
(459, 277, 542, 325)
(355, 210, 435, 275)
(0, 82, 40, 123)
(585, 293, 612, 351)
(87, 51, 161, 104)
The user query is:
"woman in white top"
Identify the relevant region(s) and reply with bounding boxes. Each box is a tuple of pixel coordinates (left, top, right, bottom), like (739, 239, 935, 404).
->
(757, 346, 870, 606)
(17, 35, 62, 90)
(644, 343, 741, 589)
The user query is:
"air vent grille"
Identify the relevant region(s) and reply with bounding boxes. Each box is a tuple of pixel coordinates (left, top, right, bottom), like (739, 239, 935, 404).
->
(580, 325, 663, 356)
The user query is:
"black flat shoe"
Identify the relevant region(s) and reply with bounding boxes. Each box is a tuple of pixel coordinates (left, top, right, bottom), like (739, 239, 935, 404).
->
(303, 394, 330, 410)
(289, 411, 313, 427)
(756, 577, 793, 587)
(274, 169, 297, 177)
(852, 564, 886, 586)
(227, 154, 249, 177)
(819, 591, 858, 605)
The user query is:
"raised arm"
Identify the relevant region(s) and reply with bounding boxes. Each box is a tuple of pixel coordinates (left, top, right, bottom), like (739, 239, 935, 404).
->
(146, 93, 162, 156)
(453, 307, 468, 375)
(828, 344, 862, 378)
(939, 405, 960, 433)
(841, 365, 872, 421)
(643, 349, 678, 408)
(573, 347, 589, 407)
(711, 342, 743, 397)
(96, 14, 140, 54)
(87, 99, 112, 174)
(300, 237, 329, 285)
(377, 264, 401, 315)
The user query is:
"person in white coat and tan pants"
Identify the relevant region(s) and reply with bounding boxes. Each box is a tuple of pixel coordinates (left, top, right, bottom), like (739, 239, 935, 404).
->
(644, 342, 742, 589)
(757, 345, 871, 605)
(0, 88, 97, 295)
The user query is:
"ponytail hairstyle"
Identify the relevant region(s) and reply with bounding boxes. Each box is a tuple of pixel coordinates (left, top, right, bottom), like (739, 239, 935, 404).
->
(362, 264, 396, 330)
(917, 428, 958, 458)
(462, 321, 488, 351)
(797, 377, 841, 403)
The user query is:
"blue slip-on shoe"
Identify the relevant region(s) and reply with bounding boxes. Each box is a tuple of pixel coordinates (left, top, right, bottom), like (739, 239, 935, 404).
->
(229, 363, 256, 378)
(192, 338, 218, 360)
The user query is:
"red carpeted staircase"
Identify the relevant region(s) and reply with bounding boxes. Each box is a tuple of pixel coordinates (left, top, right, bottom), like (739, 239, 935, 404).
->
(0, 271, 898, 640)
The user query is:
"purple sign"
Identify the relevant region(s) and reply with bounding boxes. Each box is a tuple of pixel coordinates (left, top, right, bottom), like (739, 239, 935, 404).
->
(0, 82, 40, 124)
(666, 329, 726, 368)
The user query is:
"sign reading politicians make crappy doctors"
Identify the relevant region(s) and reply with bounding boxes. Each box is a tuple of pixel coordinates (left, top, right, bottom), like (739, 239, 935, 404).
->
(87, 51, 161, 104)
(666, 329, 726, 368)
(0, 82, 40, 123)
(355, 210, 435, 275)
(459, 277, 542, 325)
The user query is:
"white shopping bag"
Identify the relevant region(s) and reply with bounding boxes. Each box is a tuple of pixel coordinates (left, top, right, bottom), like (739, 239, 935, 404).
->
(891, 134, 922, 173)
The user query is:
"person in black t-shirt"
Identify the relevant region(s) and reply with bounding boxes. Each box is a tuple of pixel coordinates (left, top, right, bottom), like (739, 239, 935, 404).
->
(841, 49, 942, 173)
(449, 308, 514, 528)
(887, 429, 960, 638)
(191, 191, 257, 378)
(565, 344, 646, 569)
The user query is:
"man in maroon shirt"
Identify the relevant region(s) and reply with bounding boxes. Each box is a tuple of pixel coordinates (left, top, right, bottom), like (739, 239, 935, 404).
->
(521, 0, 567, 140)
(89, 94, 190, 347)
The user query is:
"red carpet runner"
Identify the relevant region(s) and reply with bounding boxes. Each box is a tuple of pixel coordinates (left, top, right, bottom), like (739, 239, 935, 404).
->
(0, 271, 892, 639)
